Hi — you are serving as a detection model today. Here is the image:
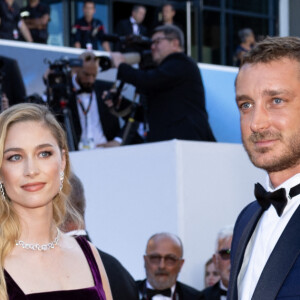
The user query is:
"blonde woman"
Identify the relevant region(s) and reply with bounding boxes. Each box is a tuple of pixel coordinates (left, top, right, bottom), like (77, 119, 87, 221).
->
(0, 103, 113, 300)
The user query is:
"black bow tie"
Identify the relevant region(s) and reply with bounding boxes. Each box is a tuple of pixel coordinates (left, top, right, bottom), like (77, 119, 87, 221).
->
(254, 182, 300, 217)
(219, 288, 227, 296)
(146, 288, 171, 299)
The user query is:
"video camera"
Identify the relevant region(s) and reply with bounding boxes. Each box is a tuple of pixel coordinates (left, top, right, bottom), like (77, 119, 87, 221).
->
(44, 57, 82, 112)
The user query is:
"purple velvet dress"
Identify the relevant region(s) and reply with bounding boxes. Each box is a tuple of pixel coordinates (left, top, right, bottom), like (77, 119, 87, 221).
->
(5, 236, 107, 300)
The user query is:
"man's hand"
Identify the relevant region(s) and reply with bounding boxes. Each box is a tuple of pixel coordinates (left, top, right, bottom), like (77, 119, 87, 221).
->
(110, 52, 126, 68)
(96, 140, 121, 148)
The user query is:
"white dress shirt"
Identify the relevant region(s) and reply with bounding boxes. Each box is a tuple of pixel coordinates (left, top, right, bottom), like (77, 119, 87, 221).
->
(144, 281, 175, 300)
(220, 280, 228, 300)
(72, 75, 107, 147)
(237, 173, 300, 300)
(130, 16, 139, 35)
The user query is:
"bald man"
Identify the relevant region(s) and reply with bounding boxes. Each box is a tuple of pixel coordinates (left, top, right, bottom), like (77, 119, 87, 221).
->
(136, 232, 201, 300)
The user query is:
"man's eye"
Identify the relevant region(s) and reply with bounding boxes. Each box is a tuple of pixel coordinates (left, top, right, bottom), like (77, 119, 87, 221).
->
(8, 154, 22, 161)
(240, 102, 252, 110)
(273, 98, 283, 104)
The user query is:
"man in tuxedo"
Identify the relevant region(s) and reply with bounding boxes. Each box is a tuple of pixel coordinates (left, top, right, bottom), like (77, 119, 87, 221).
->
(110, 25, 216, 143)
(137, 232, 201, 299)
(115, 5, 147, 52)
(201, 226, 233, 299)
(227, 36, 300, 299)
(0, 55, 26, 107)
(62, 172, 139, 300)
(68, 51, 121, 150)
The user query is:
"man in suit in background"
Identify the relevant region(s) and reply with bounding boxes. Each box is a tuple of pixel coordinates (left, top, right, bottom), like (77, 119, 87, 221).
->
(62, 172, 139, 300)
(228, 36, 300, 299)
(0, 55, 26, 107)
(111, 25, 216, 143)
(201, 225, 233, 300)
(115, 5, 147, 52)
(137, 232, 201, 300)
(69, 51, 121, 150)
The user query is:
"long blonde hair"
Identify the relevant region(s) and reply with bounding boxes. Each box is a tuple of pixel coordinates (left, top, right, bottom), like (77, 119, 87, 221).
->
(0, 103, 82, 299)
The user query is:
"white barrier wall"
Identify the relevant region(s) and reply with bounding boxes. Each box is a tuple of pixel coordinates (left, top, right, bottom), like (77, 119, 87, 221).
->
(70, 140, 266, 290)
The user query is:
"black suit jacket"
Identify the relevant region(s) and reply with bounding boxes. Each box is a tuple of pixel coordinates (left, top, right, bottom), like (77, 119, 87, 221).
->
(137, 279, 202, 300)
(117, 52, 216, 143)
(0, 55, 26, 105)
(115, 18, 147, 52)
(228, 201, 300, 300)
(99, 250, 139, 300)
(67, 80, 120, 150)
(200, 281, 225, 300)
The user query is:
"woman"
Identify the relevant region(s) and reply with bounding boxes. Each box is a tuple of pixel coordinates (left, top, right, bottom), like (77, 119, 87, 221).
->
(0, 103, 113, 299)
(204, 258, 220, 288)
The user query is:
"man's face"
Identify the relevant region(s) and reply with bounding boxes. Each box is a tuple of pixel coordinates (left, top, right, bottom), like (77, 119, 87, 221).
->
(162, 5, 175, 23)
(76, 61, 98, 93)
(83, 2, 95, 21)
(144, 237, 184, 290)
(132, 7, 146, 24)
(151, 32, 178, 65)
(213, 236, 232, 288)
(236, 58, 300, 174)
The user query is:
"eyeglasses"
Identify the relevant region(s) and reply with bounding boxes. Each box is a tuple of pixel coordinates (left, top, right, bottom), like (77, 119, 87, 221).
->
(218, 248, 231, 260)
(145, 254, 182, 266)
(151, 37, 173, 46)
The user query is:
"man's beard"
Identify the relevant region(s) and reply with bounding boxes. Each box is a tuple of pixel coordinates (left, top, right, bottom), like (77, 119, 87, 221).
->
(243, 130, 300, 173)
(77, 79, 94, 93)
(146, 269, 177, 290)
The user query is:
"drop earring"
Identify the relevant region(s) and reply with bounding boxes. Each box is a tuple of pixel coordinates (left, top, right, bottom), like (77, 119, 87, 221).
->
(0, 182, 5, 200)
(60, 171, 64, 192)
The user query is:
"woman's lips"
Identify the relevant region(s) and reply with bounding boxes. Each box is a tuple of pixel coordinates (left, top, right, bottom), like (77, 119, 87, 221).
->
(21, 182, 46, 192)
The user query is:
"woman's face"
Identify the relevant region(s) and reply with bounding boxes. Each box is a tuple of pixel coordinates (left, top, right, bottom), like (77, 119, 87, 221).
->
(0, 121, 65, 212)
(205, 262, 220, 287)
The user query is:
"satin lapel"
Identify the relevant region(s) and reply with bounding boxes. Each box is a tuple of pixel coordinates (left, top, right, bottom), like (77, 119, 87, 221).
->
(229, 207, 263, 300)
(252, 204, 300, 300)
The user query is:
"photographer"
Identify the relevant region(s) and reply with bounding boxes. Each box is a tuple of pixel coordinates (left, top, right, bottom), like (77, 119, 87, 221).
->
(110, 25, 216, 143)
(63, 51, 121, 150)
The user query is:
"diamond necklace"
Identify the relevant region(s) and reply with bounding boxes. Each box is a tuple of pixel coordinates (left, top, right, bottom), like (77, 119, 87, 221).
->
(15, 228, 60, 251)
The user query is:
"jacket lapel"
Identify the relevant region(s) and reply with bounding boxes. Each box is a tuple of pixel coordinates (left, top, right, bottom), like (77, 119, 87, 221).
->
(252, 204, 300, 300)
(229, 206, 263, 300)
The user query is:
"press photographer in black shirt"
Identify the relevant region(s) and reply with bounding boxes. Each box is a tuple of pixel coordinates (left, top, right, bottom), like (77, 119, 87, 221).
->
(109, 25, 216, 143)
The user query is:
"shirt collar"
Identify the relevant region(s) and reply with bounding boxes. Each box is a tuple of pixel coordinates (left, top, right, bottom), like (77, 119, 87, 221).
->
(219, 280, 228, 291)
(72, 73, 81, 91)
(267, 173, 300, 194)
(130, 16, 137, 24)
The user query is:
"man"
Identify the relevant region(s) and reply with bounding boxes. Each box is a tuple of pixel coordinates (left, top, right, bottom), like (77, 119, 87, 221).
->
(0, 0, 32, 42)
(62, 172, 139, 300)
(72, 0, 110, 51)
(68, 51, 121, 150)
(115, 5, 147, 52)
(0, 55, 26, 106)
(111, 25, 216, 143)
(137, 232, 201, 299)
(201, 226, 233, 300)
(20, 0, 50, 44)
(228, 36, 300, 299)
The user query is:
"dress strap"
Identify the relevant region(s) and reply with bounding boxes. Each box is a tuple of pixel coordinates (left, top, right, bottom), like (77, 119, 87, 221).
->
(75, 236, 106, 299)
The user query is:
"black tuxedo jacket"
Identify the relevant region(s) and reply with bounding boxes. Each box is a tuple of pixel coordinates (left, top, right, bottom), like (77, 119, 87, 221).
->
(0, 55, 26, 105)
(137, 279, 202, 300)
(200, 281, 225, 300)
(228, 201, 300, 300)
(99, 250, 139, 300)
(67, 80, 120, 149)
(118, 52, 216, 143)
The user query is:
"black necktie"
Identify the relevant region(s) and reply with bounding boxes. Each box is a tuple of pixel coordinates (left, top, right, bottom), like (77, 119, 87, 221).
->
(146, 288, 171, 299)
(254, 182, 300, 217)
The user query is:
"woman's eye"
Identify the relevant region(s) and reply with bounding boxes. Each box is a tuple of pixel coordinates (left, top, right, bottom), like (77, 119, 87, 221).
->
(8, 154, 22, 161)
(39, 151, 52, 158)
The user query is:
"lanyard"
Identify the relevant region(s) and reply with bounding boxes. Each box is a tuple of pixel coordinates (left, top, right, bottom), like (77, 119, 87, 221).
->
(77, 93, 93, 140)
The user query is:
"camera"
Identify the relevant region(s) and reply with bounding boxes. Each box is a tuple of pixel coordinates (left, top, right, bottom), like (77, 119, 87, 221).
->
(45, 57, 83, 112)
